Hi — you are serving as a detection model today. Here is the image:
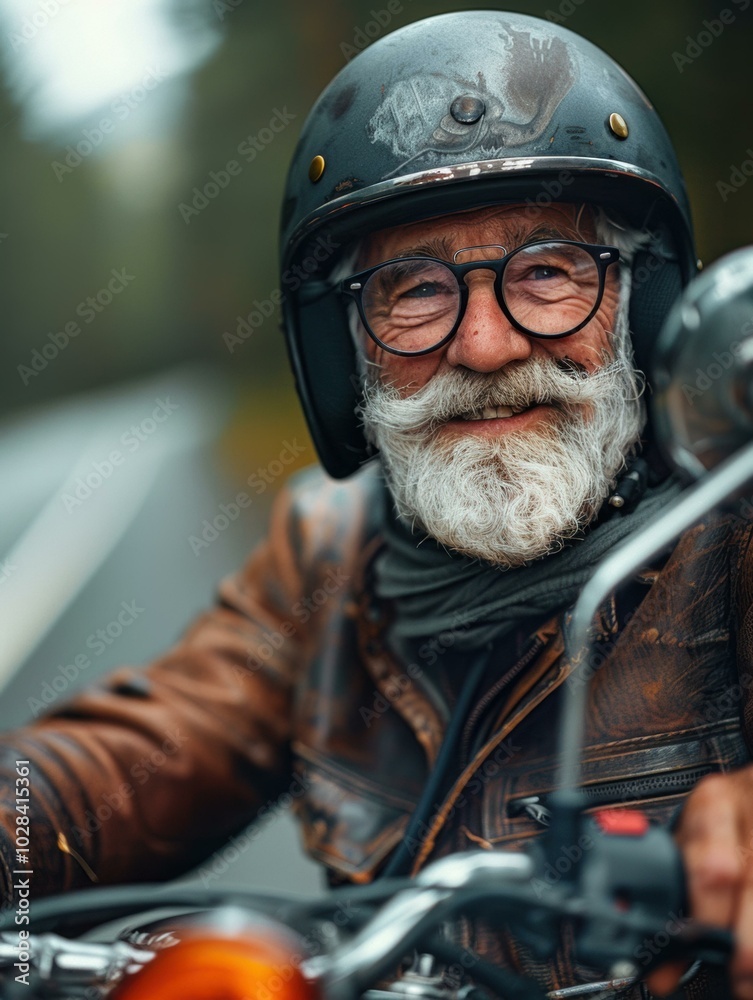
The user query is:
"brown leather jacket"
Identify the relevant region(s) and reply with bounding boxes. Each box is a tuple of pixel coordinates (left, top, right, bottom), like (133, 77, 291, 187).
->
(1, 463, 751, 998)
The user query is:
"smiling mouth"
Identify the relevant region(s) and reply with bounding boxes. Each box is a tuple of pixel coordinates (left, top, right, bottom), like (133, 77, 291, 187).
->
(457, 404, 535, 421)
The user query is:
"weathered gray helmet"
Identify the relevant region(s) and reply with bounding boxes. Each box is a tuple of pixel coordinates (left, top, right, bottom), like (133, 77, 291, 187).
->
(279, 10, 697, 478)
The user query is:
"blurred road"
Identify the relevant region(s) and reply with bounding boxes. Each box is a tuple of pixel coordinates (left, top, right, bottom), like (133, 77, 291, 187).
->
(0, 366, 322, 898)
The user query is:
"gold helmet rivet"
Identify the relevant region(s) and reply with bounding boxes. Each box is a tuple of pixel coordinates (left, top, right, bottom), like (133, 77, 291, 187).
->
(308, 155, 326, 183)
(608, 113, 629, 140)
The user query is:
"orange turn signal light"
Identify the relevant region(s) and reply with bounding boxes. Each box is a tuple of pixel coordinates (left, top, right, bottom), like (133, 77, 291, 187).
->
(112, 926, 320, 1000)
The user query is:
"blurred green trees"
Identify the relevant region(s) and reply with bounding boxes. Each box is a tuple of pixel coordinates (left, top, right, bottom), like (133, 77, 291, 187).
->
(0, 0, 750, 472)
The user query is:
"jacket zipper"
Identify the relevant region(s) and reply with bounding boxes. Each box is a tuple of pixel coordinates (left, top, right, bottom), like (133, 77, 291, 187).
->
(460, 632, 546, 767)
(508, 765, 715, 827)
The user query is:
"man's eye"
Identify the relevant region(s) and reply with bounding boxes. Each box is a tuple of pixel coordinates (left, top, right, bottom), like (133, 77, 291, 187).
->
(529, 266, 564, 281)
(402, 281, 442, 298)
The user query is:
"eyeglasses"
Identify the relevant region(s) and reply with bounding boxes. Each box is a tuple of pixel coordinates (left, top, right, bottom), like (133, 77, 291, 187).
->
(339, 240, 620, 357)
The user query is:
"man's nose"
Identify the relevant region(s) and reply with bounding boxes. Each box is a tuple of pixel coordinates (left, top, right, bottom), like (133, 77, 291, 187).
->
(444, 274, 533, 372)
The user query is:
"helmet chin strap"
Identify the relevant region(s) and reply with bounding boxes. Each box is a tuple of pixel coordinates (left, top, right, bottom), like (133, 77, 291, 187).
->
(627, 247, 685, 376)
(625, 242, 686, 492)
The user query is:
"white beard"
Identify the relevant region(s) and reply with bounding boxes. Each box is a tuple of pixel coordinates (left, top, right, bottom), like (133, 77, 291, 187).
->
(358, 348, 645, 568)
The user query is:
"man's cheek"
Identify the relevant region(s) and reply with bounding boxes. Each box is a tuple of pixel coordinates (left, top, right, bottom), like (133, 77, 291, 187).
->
(581, 312, 617, 369)
(381, 357, 440, 396)
(600, 283, 622, 328)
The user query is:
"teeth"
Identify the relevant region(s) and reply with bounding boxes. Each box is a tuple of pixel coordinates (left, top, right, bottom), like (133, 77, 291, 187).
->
(460, 405, 528, 421)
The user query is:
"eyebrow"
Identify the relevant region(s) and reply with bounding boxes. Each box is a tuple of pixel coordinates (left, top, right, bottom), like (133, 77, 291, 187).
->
(393, 236, 456, 260)
(391, 225, 575, 261)
(526, 225, 573, 242)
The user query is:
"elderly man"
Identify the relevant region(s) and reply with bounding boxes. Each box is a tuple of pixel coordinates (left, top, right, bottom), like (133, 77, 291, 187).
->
(1, 9, 752, 1000)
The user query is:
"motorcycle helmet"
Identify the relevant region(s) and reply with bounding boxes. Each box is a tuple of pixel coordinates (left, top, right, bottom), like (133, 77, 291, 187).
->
(279, 10, 697, 478)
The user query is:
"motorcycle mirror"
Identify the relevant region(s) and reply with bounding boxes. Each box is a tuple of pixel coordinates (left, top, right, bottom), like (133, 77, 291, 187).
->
(652, 246, 753, 481)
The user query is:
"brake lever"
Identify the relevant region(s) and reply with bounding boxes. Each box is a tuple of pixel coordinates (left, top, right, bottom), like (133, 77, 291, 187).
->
(646, 923, 734, 971)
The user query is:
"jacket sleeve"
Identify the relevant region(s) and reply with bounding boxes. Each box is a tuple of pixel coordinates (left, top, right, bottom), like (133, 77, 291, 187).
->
(0, 482, 306, 901)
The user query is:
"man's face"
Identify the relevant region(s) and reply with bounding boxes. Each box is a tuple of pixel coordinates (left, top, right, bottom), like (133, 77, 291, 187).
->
(355, 203, 646, 567)
(359, 204, 620, 404)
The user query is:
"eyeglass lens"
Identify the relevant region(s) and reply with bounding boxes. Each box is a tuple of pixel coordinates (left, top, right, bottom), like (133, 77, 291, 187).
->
(360, 241, 602, 353)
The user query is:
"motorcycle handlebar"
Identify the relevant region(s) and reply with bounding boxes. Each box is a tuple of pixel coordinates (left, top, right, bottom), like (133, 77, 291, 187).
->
(0, 837, 733, 1000)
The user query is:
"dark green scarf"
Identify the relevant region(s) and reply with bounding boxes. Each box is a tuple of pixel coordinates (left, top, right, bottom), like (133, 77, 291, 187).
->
(375, 474, 682, 651)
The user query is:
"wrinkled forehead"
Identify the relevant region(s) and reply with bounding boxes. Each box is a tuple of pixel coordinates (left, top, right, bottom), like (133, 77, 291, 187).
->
(359, 202, 601, 268)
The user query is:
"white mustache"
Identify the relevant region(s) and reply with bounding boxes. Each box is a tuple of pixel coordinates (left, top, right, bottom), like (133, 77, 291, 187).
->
(360, 356, 629, 434)
(359, 350, 645, 567)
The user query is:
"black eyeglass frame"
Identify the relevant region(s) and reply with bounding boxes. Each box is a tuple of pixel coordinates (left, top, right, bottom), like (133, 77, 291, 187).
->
(339, 239, 621, 358)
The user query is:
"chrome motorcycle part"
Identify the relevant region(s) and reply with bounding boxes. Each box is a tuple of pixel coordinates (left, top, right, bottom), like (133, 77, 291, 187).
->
(652, 245, 753, 478)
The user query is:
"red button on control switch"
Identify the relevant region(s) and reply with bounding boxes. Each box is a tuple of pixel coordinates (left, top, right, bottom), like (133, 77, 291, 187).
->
(594, 809, 650, 837)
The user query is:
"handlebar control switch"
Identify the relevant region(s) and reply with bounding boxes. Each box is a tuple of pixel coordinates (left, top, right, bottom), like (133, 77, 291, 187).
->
(575, 814, 686, 974)
(593, 809, 649, 837)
